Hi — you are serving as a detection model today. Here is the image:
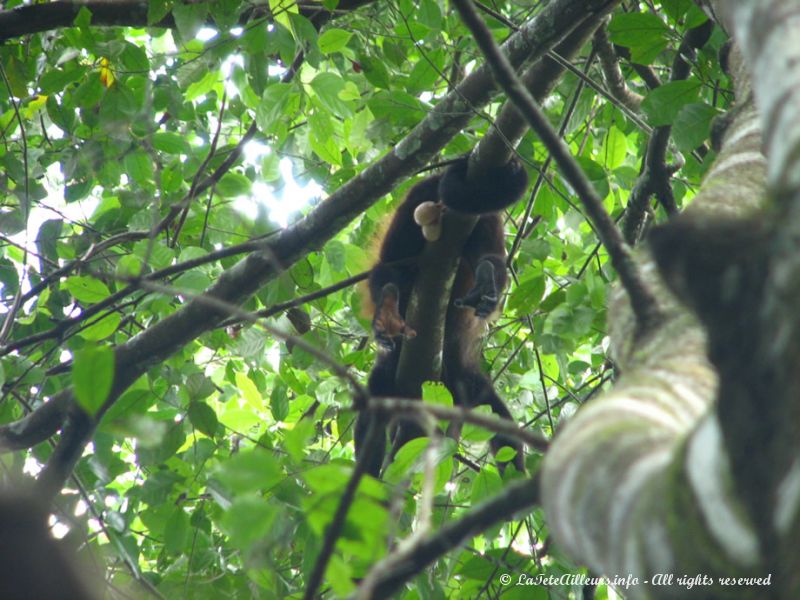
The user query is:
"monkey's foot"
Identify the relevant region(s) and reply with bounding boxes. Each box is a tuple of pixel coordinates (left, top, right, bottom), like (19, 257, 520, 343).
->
(373, 283, 416, 349)
(455, 260, 499, 318)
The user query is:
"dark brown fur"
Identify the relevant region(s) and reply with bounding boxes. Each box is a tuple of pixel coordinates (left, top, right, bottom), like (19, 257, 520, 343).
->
(355, 157, 528, 476)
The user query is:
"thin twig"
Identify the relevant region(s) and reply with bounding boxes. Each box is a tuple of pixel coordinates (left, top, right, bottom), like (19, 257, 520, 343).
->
(171, 91, 229, 246)
(0, 61, 29, 344)
(136, 279, 366, 398)
(367, 397, 548, 452)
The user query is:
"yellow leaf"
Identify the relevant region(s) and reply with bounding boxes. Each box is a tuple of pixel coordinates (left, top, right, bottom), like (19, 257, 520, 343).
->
(99, 57, 115, 88)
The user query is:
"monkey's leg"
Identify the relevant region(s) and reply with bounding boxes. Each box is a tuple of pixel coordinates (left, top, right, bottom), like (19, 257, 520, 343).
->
(456, 214, 509, 318)
(454, 258, 504, 317)
(355, 348, 399, 477)
(444, 292, 525, 472)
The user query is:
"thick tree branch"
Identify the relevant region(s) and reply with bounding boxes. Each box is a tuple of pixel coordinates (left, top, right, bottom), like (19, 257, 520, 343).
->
(361, 474, 540, 598)
(0, 391, 72, 451)
(543, 37, 773, 597)
(0, 0, 376, 42)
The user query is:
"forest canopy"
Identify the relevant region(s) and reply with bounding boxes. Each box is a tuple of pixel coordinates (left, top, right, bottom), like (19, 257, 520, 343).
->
(3, 0, 796, 598)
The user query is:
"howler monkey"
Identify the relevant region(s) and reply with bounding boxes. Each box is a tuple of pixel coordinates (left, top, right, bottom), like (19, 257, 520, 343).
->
(355, 156, 529, 477)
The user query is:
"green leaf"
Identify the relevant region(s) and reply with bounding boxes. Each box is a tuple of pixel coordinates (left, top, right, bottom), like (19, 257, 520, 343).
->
(72, 344, 115, 415)
(290, 258, 315, 289)
(188, 401, 220, 437)
(358, 55, 391, 89)
(235, 372, 264, 411)
(65, 276, 110, 303)
(216, 172, 252, 197)
(71, 74, 104, 108)
(74, 6, 93, 29)
(495, 446, 518, 463)
(269, 0, 298, 31)
(185, 372, 215, 400)
(257, 83, 294, 132)
(270, 384, 289, 421)
(601, 125, 628, 170)
(79, 312, 121, 341)
(152, 131, 190, 154)
(163, 508, 189, 554)
(608, 13, 669, 64)
(422, 381, 453, 408)
(383, 436, 456, 489)
(261, 153, 281, 181)
(461, 407, 495, 443)
(672, 103, 719, 152)
(574, 156, 609, 200)
(284, 419, 314, 463)
(148, 0, 173, 25)
(416, 0, 443, 30)
(540, 289, 566, 312)
(660, 0, 694, 22)
(318, 29, 352, 54)
(368, 91, 426, 126)
(40, 67, 85, 94)
(209, 0, 242, 29)
(508, 275, 545, 315)
(120, 43, 150, 72)
(407, 50, 445, 95)
(302, 464, 352, 494)
(288, 13, 318, 55)
(185, 69, 219, 101)
(173, 271, 211, 293)
(36, 219, 63, 268)
(471, 468, 503, 504)
(0, 259, 18, 296)
(641, 80, 702, 127)
(214, 449, 283, 494)
(0, 210, 25, 235)
(221, 494, 277, 548)
(309, 72, 352, 117)
(124, 150, 155, 186)
(172, 3, 208, 42)
(384, 437, 428, 483)
(310, 132, 343, 166)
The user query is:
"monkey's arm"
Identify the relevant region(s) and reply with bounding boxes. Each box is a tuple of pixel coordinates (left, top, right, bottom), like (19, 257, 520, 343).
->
(455, 214, 509, 318)
(367, 176, 439, 347)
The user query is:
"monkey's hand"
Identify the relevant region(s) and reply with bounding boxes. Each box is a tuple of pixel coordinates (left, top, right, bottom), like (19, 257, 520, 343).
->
(373, 283, 416, 349)
(455, 260, 499, 318)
